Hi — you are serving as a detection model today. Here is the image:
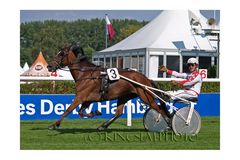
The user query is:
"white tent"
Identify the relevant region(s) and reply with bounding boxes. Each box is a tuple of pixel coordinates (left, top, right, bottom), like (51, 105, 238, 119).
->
(93, 10, 219, 78)
(22, 62, 29, 72)
(20, 66, 24, 75)
(101, 10, 218, 52)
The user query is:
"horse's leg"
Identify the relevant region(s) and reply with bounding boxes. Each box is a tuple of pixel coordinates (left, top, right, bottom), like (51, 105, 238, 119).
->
(97, 102, 124, 131)
(49, 96, 82, 129)
(97, 94, 135, 131)
(78, 101, 91, 118)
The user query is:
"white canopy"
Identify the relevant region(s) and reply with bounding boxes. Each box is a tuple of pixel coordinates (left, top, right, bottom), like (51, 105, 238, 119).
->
(101, 10, 218, 52)
(20, 66, 24, 74)
(22, 62, 29, 71)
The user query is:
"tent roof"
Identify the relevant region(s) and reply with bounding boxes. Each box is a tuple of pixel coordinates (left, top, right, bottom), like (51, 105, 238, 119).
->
(21, 51, 51, 77)
(32, 51, 48, 67)
(20, 66, 24, 74)
(100, 10, 218, 53)
(22, 62, 29, 71)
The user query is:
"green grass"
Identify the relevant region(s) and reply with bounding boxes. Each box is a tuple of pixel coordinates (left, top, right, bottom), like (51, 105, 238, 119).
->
(20, 117, 220, 150)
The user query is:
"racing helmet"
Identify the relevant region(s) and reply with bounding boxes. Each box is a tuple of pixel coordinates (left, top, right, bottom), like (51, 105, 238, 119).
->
(187, 57, 198, 65)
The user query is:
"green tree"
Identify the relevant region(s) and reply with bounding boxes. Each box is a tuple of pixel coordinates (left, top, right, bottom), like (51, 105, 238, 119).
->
(20, 19, 148, 64)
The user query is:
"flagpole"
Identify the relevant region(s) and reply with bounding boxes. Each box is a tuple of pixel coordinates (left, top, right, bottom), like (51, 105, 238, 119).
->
(105, 14, 108, 48)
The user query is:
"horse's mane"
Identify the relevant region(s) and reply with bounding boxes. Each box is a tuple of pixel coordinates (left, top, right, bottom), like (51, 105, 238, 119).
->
(65, 44, 95, 67)
(78, 55, 97, 67)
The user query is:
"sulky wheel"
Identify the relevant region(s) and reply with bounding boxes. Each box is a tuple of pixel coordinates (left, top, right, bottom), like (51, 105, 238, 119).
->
(143, 108, 169, 132)
(172, 107, 201, 135)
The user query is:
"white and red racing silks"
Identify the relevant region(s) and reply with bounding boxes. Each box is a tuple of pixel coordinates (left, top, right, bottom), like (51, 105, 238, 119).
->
(167, 70, 203, 95)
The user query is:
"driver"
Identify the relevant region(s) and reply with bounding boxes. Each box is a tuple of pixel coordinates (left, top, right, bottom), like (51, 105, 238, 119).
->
(159, 57, 203, 101)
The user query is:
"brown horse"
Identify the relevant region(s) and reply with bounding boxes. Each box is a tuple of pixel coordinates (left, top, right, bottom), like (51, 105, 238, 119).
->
(47, 44, 169, 131)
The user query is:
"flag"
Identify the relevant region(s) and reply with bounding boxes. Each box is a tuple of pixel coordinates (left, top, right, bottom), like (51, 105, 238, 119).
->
(105, 15, 116, 41)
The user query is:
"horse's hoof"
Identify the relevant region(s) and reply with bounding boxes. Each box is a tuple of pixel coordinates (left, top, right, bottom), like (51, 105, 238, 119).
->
(97, 126, 106, 131)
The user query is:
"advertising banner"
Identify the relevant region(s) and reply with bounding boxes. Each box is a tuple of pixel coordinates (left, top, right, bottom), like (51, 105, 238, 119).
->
(20, 93, 220, 120)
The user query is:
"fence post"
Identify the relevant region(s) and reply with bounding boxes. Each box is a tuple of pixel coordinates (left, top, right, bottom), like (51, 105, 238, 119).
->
(52, 80, 56, 93)
(126, 100, 132, 126)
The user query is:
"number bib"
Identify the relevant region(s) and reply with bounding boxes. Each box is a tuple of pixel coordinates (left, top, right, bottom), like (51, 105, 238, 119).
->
(107, 68, 120, 81)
